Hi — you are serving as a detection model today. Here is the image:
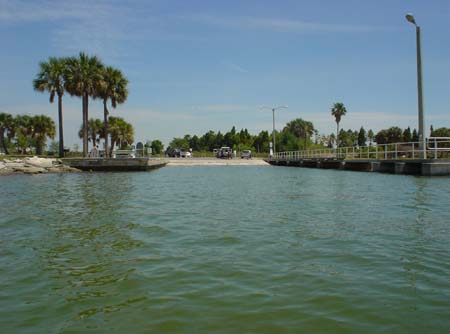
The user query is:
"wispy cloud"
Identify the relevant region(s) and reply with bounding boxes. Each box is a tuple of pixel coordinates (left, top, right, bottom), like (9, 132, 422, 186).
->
(1, 0, 130, 57)
(181, 14, 386, 33)
(222, 61, 249, 74)
(191, 104, 253, 113)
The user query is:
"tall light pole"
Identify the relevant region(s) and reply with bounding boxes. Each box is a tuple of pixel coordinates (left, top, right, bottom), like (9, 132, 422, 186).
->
(406, 13, 426, 159)
(261, 105, 288, 155)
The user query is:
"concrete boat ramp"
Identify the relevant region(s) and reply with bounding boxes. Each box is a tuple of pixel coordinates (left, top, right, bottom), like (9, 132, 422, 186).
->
(63, 158, 167, 172)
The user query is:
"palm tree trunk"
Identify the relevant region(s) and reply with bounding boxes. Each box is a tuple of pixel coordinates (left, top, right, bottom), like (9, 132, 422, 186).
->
(83, 93, 89, 157)
(58, 94, 64, 158)
(0, 130, 8, 155)
(337, 122, 340, 148)
(103, 99, 109, 158)
(36, 137, 43, 155)
(110, 136, 115, 155)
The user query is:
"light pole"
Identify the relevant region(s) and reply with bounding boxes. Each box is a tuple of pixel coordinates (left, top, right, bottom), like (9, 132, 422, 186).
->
(406, 13, 426, 159)
(261, 105, 288, 156)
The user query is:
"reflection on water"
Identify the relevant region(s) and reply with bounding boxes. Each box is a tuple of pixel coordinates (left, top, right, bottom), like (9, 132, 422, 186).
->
(0, 169, 449, 333)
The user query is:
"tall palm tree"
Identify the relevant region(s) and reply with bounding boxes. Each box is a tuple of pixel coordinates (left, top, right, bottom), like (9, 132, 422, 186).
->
(31, 115, 56, 155)
(331, 102, 347, 149)
(64, 52, 104, 157)
(0, 113, 14, 154)
(97, 66, 128, 157)
(109, 116, 134, 152)
(33, 57, 66, 157)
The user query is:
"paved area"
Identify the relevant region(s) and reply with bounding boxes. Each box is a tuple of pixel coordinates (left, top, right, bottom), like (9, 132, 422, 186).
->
(166, 158, 269, 166)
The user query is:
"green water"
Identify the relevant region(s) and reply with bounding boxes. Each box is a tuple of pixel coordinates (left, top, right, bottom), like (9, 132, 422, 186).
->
(1, 167, 449, 333)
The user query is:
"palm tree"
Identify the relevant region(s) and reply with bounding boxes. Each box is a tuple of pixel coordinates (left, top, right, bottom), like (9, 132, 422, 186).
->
(97, 66, 128, 157)
(284, 118, 315, 150)
(78, 118, 103, 145)
(15, 115, 33, 153)
(31, 115, 56, 155)
(33, 57, 66, 157)
(0, 113, 14, 154)
(331, 102, 347, 149)
(109, 116, 134, 152)
(64, 52, 104, 157)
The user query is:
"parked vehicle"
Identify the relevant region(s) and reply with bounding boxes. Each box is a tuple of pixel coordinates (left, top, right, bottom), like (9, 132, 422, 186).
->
(180, 149, 192, 158)
(241, 150, 252, 159)
(218, 147, 232, 159)
(166, 148, 181, 157)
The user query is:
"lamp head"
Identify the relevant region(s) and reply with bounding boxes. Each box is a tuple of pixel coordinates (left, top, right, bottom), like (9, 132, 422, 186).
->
(406, 13, 416, 25)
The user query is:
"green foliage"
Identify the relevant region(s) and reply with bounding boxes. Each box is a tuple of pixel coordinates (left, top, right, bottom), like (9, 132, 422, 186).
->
(78, 118, 104, 144)
(402, 127, 412, 142)
(375, 127, 403, 145)
(412, 128, 419, 142)
(109, 116, 134, 150)
(151, 139, 164, 154)
(358, 127, 366, 147)
(431, 127, 450, 137)
(367, 129, 374, 146)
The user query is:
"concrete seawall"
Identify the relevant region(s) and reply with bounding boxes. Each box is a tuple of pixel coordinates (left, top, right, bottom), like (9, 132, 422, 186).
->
(63, 158, 167, 171)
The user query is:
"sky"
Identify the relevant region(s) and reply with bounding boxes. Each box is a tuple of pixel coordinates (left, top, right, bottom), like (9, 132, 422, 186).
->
(1, 0, 450, 148)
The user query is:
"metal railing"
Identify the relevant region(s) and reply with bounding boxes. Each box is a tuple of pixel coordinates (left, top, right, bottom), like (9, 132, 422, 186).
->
(273, 138, 450, 161)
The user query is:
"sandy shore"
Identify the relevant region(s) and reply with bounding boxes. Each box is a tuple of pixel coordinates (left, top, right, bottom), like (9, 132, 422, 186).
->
(166, 158, 269, 166)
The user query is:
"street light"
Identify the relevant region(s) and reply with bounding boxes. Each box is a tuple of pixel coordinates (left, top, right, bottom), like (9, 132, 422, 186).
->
(261, 105, 288, 156)
(405, 13, 426, 159)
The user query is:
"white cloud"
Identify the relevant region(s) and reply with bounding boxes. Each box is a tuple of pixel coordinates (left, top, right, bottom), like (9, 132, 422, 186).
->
(222, 61, 248, 74)
(181, 14, 387, 34)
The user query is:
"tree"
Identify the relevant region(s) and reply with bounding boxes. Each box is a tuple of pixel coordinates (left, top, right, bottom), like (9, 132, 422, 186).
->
(412, 128, 419, 142)
(109, 116, 134, 151)
(367, 129, 374, 146)
(151, 140, 164, 154)
(331, 102, 347, 148)
(15, 115, 34, 153)
(33, 57, 66, 157)
(284, 118, 314, 149)
(97, 66, 128, 157)
(169, 137, 189, 150)
(431, 127, 450, 137)
(375, 127, 403, 145)
(403, 127, 412, 142)
(189, 135, 200, 151)
(64, 52, 104, 157)
(78, 118, 103, 145)
(0, 113, 14, 154)
(31, 115, 56, 155)
(358, 126, 366, 147)
(254, 130, 270, 153)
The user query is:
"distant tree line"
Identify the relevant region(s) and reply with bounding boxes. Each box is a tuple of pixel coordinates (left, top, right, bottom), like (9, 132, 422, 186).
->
(165, 122, 449, 154)
(0, 113, 55, 155)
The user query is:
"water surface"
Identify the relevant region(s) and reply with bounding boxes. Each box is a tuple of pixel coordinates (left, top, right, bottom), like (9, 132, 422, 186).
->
(1, 167, 449, 333)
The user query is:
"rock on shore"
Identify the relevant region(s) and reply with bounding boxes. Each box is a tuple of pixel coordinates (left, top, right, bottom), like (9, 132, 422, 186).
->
(0, 157, 81, 175)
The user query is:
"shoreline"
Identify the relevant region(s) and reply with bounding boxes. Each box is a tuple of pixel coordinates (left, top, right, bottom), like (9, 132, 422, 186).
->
(0, 156, 269, 175)
(0, 157, 81, 175)
(165, 157, 269, 166)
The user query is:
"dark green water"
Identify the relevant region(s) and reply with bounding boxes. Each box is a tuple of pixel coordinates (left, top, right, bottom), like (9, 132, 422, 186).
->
(1, 167, 449, 333)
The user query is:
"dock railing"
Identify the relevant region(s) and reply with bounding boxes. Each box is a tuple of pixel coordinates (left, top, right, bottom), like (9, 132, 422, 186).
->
(273, 138, 450, 161)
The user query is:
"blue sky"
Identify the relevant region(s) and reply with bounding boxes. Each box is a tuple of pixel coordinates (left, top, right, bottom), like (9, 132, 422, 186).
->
(1, 0, 450, 147)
